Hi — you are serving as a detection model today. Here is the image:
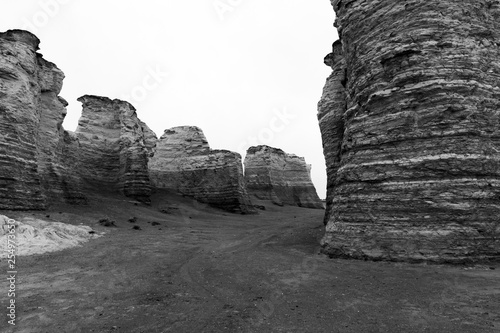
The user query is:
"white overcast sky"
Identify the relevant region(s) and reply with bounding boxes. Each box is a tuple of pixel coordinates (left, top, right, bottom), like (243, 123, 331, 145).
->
(1, 0, 338, 198)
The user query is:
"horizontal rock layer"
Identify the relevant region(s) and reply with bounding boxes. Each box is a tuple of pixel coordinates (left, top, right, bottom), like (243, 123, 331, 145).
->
(319, 0, 500, 262)
(244, 145, 324, 209)
(149, 126, 256, 214)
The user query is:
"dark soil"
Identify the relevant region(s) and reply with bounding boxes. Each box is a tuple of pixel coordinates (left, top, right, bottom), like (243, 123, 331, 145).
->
(1, 190, 499, 332)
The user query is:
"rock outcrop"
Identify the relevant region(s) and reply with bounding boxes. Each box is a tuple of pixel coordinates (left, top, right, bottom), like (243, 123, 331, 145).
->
(0, 30, 86, 209)
(149, 126, 256, 214)
(244, 145, 324, 209)
(76, 95, 156, 203)
(0, 30, 156, 209)
(319, 1, 500, 262)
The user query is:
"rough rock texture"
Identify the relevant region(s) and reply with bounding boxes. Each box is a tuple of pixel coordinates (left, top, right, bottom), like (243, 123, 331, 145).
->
(0, 29, 157, 209)
(0, 30, 86, 209)
(319, 1, 500, 262)
(76, 95, 156, 202)
(149, 126, 256, 214)
(244, 145, 324, 209)
(140, 120, 158, 157)
(0, 30, 47, 209)
(318, 40, 346, 224)
(36, 58, 88, 205)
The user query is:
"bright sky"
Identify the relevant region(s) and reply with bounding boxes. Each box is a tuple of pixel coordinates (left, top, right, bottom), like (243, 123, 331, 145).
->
(1, 0, 338, 199)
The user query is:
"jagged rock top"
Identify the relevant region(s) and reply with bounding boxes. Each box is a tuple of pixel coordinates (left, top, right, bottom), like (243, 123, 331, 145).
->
(75, 95, 144, 137)
(246, 145, 304, 162)
(0, 29, 40, 50)
(156, 126, 211, 157)
(77, 95, 136, 111)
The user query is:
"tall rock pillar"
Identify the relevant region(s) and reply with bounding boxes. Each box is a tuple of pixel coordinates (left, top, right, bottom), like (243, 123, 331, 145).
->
(76, 95, 155, 203)
(319, 0, 500, 262)
(0, 30, 46, 209)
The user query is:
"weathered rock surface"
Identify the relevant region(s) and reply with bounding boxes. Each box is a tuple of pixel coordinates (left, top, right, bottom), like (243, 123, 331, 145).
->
(319, 0, 500, 262)
(149, 126, 256, 214)
(0, 30, 157, 209)
(76, 95, 156, 202)
(244, 145, 324, 209)
(36, 57, 88, 205)
(318, 40, 346, 224)
(0, 30, 85, 209)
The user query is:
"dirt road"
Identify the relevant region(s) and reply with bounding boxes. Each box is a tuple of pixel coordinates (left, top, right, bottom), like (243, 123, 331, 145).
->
(1, 191, 499, 332)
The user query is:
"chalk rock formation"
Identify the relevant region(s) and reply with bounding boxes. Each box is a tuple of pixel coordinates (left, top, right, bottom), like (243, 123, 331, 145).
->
(0, 30, 156, 209)
(149, 126, 255, 213)
(318, 40, 345, 224)
(244, 145, 323, 209)
(76, 95, 156, 202)
(0, 30, 86, 209)
(319, 1, 500, 262)
(36, 57, 88, 205)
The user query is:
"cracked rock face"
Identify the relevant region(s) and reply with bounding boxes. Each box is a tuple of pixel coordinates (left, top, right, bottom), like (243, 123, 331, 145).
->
(149, 126, 256, 214)
(76, 95, 156, 203)
(319, 0, 500, 262)
(0, 30, 86, 209)
(244, 145, 324, 209)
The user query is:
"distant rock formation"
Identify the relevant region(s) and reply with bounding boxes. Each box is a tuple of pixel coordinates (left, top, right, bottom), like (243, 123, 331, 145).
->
(149, 126, 256, 214)
(244, 145, 323, 209)
(0, 30, 86, 209)
(319, 1, 500, 262)
(76, 95, 156, 203)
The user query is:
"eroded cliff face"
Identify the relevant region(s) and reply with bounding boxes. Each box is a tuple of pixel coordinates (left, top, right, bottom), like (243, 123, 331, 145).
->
(0, 29, 157, 209)
(0, 30, 85, 209)
(149, 126, 256, 214)
(319, 1, 500, 262)
(244, 145, 324, 209)
(76, 95, 156, 202)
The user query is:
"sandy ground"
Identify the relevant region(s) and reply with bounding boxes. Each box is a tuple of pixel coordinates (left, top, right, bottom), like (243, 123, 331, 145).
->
(1, 189, 499, 333)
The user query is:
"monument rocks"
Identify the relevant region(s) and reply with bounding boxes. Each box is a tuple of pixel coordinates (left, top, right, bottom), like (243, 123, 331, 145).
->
(318, 0, 500, 262)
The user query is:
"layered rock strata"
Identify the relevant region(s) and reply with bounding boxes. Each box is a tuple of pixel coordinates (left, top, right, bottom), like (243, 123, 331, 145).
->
(76, 95, 156, 202)
(149, 126, 256, 213)
(0, 30, 156, 209)
(319, 1, 500, 262)
(244, 145, 324, 209)
(0, 30, 85, 209)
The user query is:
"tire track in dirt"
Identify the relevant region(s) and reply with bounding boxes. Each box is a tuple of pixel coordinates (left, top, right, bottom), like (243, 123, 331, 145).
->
(175, 223, 294, 331)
